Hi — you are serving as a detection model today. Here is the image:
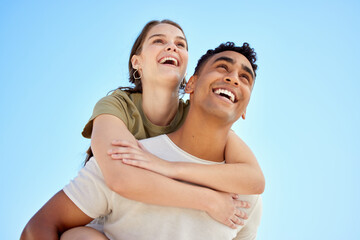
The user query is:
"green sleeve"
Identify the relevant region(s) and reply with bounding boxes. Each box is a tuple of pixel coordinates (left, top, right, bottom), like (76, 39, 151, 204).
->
(82, 91, 129, 138)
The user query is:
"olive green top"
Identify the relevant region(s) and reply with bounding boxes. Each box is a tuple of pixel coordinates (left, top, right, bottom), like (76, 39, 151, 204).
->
(82, 89, 190, 140)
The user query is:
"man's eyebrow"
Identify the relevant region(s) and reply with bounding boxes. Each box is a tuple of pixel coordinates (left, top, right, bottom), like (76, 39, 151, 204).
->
(212, 56, 235, 65)
(242, 64, 255, 80)
(148, 34, 186, 41)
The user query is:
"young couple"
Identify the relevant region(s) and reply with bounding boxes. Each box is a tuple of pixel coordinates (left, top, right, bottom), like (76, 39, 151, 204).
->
(21, 19, 265, 240)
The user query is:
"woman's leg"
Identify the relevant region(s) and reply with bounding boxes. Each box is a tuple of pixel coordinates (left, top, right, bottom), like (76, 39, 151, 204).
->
(60, 226, 108, 240)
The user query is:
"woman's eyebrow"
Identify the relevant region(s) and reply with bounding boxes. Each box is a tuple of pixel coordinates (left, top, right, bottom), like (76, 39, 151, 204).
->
(176, 36, 186, 41)
(148, 33, 165, 40)
(148, 34, 186, 41)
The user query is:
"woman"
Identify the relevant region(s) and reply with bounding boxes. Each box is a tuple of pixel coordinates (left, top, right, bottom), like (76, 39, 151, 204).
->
(21, 20, 264, 240)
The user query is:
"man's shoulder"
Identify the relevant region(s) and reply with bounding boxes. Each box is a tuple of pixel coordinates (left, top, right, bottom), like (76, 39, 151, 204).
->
(139, 134, 168, 147)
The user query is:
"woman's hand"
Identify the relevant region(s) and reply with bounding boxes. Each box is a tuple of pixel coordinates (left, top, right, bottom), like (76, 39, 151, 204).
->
(206, 192, 250, 229)
(108, 140, 175, 178)
(108, 140, 250, 229)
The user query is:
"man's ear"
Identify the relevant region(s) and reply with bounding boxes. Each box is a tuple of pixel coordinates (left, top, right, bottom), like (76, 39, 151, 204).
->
(185, 75, 197, 94)
(131, 55, 141, 70)
(242, 110, 247, 120)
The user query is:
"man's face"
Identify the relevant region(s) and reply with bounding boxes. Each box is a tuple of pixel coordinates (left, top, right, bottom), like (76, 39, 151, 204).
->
(186, 51, 255, 124)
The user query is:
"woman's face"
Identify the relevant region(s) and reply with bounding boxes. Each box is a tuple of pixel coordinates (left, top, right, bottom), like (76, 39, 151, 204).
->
(132, 23, 188, 90)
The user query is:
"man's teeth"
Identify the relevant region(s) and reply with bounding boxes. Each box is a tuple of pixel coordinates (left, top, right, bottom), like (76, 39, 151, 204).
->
(214, 89, 235, 103)
(159, 57, 178, 66)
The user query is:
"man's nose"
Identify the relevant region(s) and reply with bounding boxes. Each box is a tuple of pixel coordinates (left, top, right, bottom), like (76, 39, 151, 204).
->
(223, 73, 239, 86)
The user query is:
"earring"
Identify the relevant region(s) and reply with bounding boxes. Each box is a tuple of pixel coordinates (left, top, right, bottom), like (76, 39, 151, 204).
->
(181, 72, 188, 89)
(181, 78, 187, 89)
(133, 69, 142, 80)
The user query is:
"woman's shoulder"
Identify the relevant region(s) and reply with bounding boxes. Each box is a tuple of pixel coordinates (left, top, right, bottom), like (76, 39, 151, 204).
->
(82, 89, 143, 138)
(96, 89, 141, 105)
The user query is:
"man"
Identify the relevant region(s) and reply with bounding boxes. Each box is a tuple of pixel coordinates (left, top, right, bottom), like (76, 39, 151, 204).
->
(21, 42, 262, 240)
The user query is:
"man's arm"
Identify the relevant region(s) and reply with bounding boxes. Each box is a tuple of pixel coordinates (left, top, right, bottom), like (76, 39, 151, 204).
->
(20, 191, 93, 240)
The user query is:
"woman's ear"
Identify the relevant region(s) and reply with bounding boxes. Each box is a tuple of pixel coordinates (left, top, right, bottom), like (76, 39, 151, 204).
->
(185, 76, 196, 94)
(131, 55, 141, 70)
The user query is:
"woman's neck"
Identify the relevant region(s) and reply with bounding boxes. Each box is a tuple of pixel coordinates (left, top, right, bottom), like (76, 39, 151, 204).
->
(142, 85, 180, 126)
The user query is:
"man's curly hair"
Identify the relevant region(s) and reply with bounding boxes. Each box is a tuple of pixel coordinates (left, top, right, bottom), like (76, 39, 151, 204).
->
(194, 42, 257, 78)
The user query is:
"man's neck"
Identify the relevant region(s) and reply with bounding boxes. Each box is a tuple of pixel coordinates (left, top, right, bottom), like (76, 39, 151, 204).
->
(168, 108, 232, 162)
(142, 85, 180, 126)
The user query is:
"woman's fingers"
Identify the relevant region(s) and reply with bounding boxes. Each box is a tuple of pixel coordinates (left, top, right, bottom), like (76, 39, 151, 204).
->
(230, 215, 244, 226)
(122, 159, 146, 168)
(224, 209, 246, 229)
(226, 197, 249, 228)
(108, 147, 145, 161)
(110, 153, 123, 160)
(235, 200, 250, 209)
(235, 208, 248, 220)
(225, 219, 237, 229)
(111, 139, 139, 149)
(108, 146, 140, 155)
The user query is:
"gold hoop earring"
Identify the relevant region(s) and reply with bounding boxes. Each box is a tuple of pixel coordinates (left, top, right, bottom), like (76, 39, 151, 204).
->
(133, 69, 142, 80)
(181, 78, 187, 89)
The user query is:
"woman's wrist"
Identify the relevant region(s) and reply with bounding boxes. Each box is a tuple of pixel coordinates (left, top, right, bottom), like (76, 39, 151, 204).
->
(194, 187, 217, 213)
(165, 161, 181, 179)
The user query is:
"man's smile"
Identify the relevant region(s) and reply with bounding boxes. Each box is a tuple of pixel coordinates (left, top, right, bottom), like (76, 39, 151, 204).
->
(212, 87, 238, 103)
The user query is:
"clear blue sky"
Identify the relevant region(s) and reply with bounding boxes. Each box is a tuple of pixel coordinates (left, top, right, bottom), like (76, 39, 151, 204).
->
(1, 0, 359, 239)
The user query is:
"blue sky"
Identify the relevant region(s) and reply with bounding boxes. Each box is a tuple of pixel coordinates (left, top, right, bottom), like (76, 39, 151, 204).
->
(1, 0, 359, 239)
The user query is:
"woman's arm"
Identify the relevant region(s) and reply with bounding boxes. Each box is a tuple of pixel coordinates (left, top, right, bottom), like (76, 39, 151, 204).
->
(20, 191, 93, 240)
(111, 130, 265, 195)
(223, 131, 265, 194)
(173, 130, 265, 194)
(91, 114, 249, 228)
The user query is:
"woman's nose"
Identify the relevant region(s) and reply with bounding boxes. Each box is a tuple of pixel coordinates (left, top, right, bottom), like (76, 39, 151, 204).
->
(166, 42, 178, 52)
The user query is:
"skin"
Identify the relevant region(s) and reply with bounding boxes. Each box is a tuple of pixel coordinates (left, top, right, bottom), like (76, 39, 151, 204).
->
(20, 50, 258, 240)
(132, 23, 188, 126)
(110, 51, 262, 194)
(21, 24, 264, 239)
(91, 24, 264, 215)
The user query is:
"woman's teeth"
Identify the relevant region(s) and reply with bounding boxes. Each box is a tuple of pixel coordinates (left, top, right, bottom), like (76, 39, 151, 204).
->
(159, 57, 178, 66)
